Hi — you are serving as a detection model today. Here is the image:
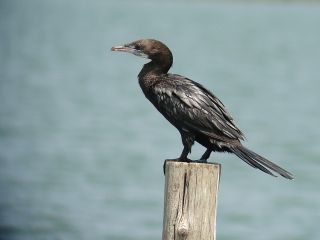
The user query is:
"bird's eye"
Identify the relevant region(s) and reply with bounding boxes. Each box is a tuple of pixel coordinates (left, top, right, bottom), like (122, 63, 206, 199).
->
(135, 44, 142, 50)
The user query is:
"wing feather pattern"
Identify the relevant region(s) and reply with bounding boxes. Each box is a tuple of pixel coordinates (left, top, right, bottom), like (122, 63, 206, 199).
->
(151, 74, 244, 141)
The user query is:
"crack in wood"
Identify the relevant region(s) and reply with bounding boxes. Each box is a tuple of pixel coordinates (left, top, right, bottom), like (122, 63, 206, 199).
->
(181, 172, 187, 212)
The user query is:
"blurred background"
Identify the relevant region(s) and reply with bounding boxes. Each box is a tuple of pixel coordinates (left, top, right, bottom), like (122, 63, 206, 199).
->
(0, 0, 320, 239)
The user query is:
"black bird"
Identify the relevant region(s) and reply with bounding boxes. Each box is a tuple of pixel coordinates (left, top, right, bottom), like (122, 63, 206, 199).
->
(111, 39, 293, 179)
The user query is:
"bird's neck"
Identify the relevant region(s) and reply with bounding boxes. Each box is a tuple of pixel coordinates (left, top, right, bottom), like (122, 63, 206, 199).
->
(137, 61, 166, 95)
(138, 59, 171, 79)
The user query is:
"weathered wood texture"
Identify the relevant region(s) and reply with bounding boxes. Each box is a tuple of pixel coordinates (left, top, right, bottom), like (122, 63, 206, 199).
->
(162, 160, 221, 240)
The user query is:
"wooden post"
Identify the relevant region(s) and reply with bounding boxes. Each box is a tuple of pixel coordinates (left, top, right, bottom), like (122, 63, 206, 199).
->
(162, 160, 221, 240)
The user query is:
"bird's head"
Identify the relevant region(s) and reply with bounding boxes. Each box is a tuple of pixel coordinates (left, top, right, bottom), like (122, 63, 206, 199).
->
(111, 39, 173, 68)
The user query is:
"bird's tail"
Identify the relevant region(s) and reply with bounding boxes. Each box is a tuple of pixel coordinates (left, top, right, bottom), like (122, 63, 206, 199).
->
(230, 145, 294, 180)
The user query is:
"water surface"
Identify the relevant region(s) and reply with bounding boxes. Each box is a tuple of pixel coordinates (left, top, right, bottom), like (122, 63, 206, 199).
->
(1, 1, 320, 239)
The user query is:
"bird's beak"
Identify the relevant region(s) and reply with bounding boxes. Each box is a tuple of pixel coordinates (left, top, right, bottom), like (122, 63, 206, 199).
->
(111, 43, 149, 59)
(111, 45, 134, 53)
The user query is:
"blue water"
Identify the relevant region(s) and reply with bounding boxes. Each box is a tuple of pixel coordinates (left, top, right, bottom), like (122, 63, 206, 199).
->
(1, 1, 320, 239)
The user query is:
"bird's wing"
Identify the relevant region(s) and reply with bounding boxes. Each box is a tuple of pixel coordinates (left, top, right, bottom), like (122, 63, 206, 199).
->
(152, 75, 244, 141)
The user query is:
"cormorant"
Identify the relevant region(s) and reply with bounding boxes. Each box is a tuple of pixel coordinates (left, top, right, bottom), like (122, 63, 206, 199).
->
(111, 39, 293, 179)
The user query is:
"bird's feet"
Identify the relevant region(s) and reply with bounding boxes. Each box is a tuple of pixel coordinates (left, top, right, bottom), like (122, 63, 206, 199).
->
(194, 158, 208, 163)
(163, 157, 192, 175)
